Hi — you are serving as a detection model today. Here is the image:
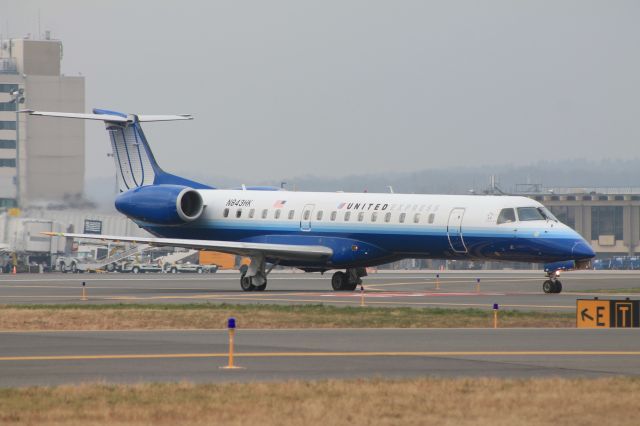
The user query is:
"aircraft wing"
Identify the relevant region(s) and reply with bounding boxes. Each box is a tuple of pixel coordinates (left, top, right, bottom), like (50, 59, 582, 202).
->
(43, 232, 333, 261)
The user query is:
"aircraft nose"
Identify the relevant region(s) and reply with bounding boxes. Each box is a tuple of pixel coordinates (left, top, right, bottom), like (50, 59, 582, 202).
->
(572, 240, 595, 260)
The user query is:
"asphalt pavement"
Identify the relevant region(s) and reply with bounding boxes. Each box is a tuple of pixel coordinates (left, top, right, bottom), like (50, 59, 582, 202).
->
(1, 328, 638, 386)
(0, 270, 638, 311)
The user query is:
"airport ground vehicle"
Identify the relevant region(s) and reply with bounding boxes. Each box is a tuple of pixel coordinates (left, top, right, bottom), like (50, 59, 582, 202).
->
(164, 262, 219, 274)
(120, 261, 163, 274)
(58, 244, 148, 273)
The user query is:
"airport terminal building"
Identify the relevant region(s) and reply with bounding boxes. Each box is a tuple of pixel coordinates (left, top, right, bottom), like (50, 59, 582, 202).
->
(0, 36, 85, 208)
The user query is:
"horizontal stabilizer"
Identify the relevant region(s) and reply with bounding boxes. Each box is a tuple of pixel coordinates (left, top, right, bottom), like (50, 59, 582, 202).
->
(20, 110, 193, 122)
(42, 232, 333, 261)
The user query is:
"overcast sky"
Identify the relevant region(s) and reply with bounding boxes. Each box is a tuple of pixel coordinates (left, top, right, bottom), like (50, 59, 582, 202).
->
(5, 1, 640, 184)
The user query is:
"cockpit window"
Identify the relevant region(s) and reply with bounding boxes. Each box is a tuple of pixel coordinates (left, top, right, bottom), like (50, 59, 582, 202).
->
(539, 207, 558, 222)
(497, 208, 516, 224)
(517, 207, 546, 221)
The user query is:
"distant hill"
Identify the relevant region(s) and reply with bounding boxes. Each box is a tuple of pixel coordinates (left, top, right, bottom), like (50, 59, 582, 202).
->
(85, 158, 640, 209)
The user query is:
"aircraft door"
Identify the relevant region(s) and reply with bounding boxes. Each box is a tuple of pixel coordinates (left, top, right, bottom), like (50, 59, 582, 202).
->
(300, 204, 315, 231)
(447, 208, 468, 253)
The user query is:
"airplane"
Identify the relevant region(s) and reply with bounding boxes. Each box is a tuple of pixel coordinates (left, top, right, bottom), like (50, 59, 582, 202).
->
(24, 108, 595, 294)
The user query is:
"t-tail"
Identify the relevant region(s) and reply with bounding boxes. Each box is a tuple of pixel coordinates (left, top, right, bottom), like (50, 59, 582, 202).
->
(22, 108, 212, 192)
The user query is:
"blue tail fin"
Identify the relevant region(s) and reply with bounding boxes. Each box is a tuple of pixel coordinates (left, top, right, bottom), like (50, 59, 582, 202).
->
(93, 109, 212, 192)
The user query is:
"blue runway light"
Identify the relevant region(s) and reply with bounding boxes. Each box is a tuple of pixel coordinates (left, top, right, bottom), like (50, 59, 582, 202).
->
(493, 303, 499, 310)
(227, 317, 236, 329)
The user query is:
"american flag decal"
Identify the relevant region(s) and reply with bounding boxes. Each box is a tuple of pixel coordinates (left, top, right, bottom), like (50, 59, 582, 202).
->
(273, 200, 287, 208)
(337, 202, 346, 209)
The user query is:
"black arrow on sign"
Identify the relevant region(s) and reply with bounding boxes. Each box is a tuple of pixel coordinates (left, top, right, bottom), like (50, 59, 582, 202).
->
(581, 308, 594, 321)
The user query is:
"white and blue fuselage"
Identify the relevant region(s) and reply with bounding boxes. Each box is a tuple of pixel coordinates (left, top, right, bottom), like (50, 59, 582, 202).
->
(136, 189, 594, 271)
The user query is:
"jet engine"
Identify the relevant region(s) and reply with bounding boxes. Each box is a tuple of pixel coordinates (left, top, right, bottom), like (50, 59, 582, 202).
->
(115, 184, 204, 225)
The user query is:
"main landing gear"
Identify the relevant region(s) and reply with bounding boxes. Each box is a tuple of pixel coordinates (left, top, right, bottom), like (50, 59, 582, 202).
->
(542, 271, 563, 294)
(331, 267, 367, 291)
(239, 255, 278, 292)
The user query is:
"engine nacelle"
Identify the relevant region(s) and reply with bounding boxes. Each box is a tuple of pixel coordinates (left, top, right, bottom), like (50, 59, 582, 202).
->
(115, 184, 204, 225)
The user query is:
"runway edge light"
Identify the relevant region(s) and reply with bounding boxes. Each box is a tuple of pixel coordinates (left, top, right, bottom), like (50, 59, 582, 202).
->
(493, 303, 499, 329)
(220, 317, 243, 370)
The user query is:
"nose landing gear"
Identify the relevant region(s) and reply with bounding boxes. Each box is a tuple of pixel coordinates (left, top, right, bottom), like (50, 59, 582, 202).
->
(543, 271, 562, 294)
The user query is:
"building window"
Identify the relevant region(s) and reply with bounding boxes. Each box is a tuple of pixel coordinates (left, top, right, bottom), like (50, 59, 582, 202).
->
(372, 212, 378, 222)
(591, 206, 623, 240)
(344, 211, 351, 221)
(262, 209, 268, 219)
(385, 212, 391, 223)
(0, 84, 18, 93)
(288, 210, 295, 220)
(399, 212, 406, 223)
(0, 140, 16, 149)
(549, 206, 575, 228)
(414, 213, 420, 223)
(330, 211, 337, 221)
(0, 121, 16, 130)
(428, 213, 435, 224)
(248, 208, 255, 218)
(0, 158, 15, 167)
(223, 208, 229, 218)
(316, 211, 323, 221)
(0, 102, 16, 112)
(236, 209, 242, 218)
(275, 209, 281, 219)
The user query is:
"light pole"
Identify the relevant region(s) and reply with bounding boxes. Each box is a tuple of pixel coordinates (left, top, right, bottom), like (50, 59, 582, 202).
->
(9, 88, 25, 208)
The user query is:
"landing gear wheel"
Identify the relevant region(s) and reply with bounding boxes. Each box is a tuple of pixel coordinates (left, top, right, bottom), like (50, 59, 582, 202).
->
(346, 279, 359, 291)
(255, 282, 267, 291)
(240, 276, 255, 291)
(106, 263, 115, 272)
(552, 280, 562, 294)
(543, 280, 554, 294)
(331, 271, 347, 291)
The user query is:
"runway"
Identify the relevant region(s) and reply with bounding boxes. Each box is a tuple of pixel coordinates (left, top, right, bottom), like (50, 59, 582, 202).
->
(1, 328, 638, 386)
(0, 270, 638, 311)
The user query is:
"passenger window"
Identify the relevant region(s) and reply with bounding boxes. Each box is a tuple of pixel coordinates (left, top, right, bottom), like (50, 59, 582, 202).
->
(288, 210, 295, 220)
(261, 209, 268, 219)
(428, 213, 435, 224)
(413, 213, 420, 223)
(303, 210, 311, 220)
(316, 211, 323, 221)
(372, 212, 378, 222)
(497, 208, 516, 224)
(358, 212, 364, 222)
(223, 208, 229, 218)
(248, 208, 255, 219)
(385, 212, 391, 223)
(275, 209, 281, 219)
(330, 211, 337, 221)
(399, 212, 406, 223)
(517, 207, 545, 221)
(344, 211, 351, 221)
(236, 209, 242, 218)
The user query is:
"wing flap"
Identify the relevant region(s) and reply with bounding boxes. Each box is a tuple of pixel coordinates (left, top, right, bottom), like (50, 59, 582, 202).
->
(43, 232, 332, 261)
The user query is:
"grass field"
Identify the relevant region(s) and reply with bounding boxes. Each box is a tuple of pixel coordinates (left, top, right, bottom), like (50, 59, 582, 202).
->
(1, 377, 638, 425)
(0, 303, 574, 330)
